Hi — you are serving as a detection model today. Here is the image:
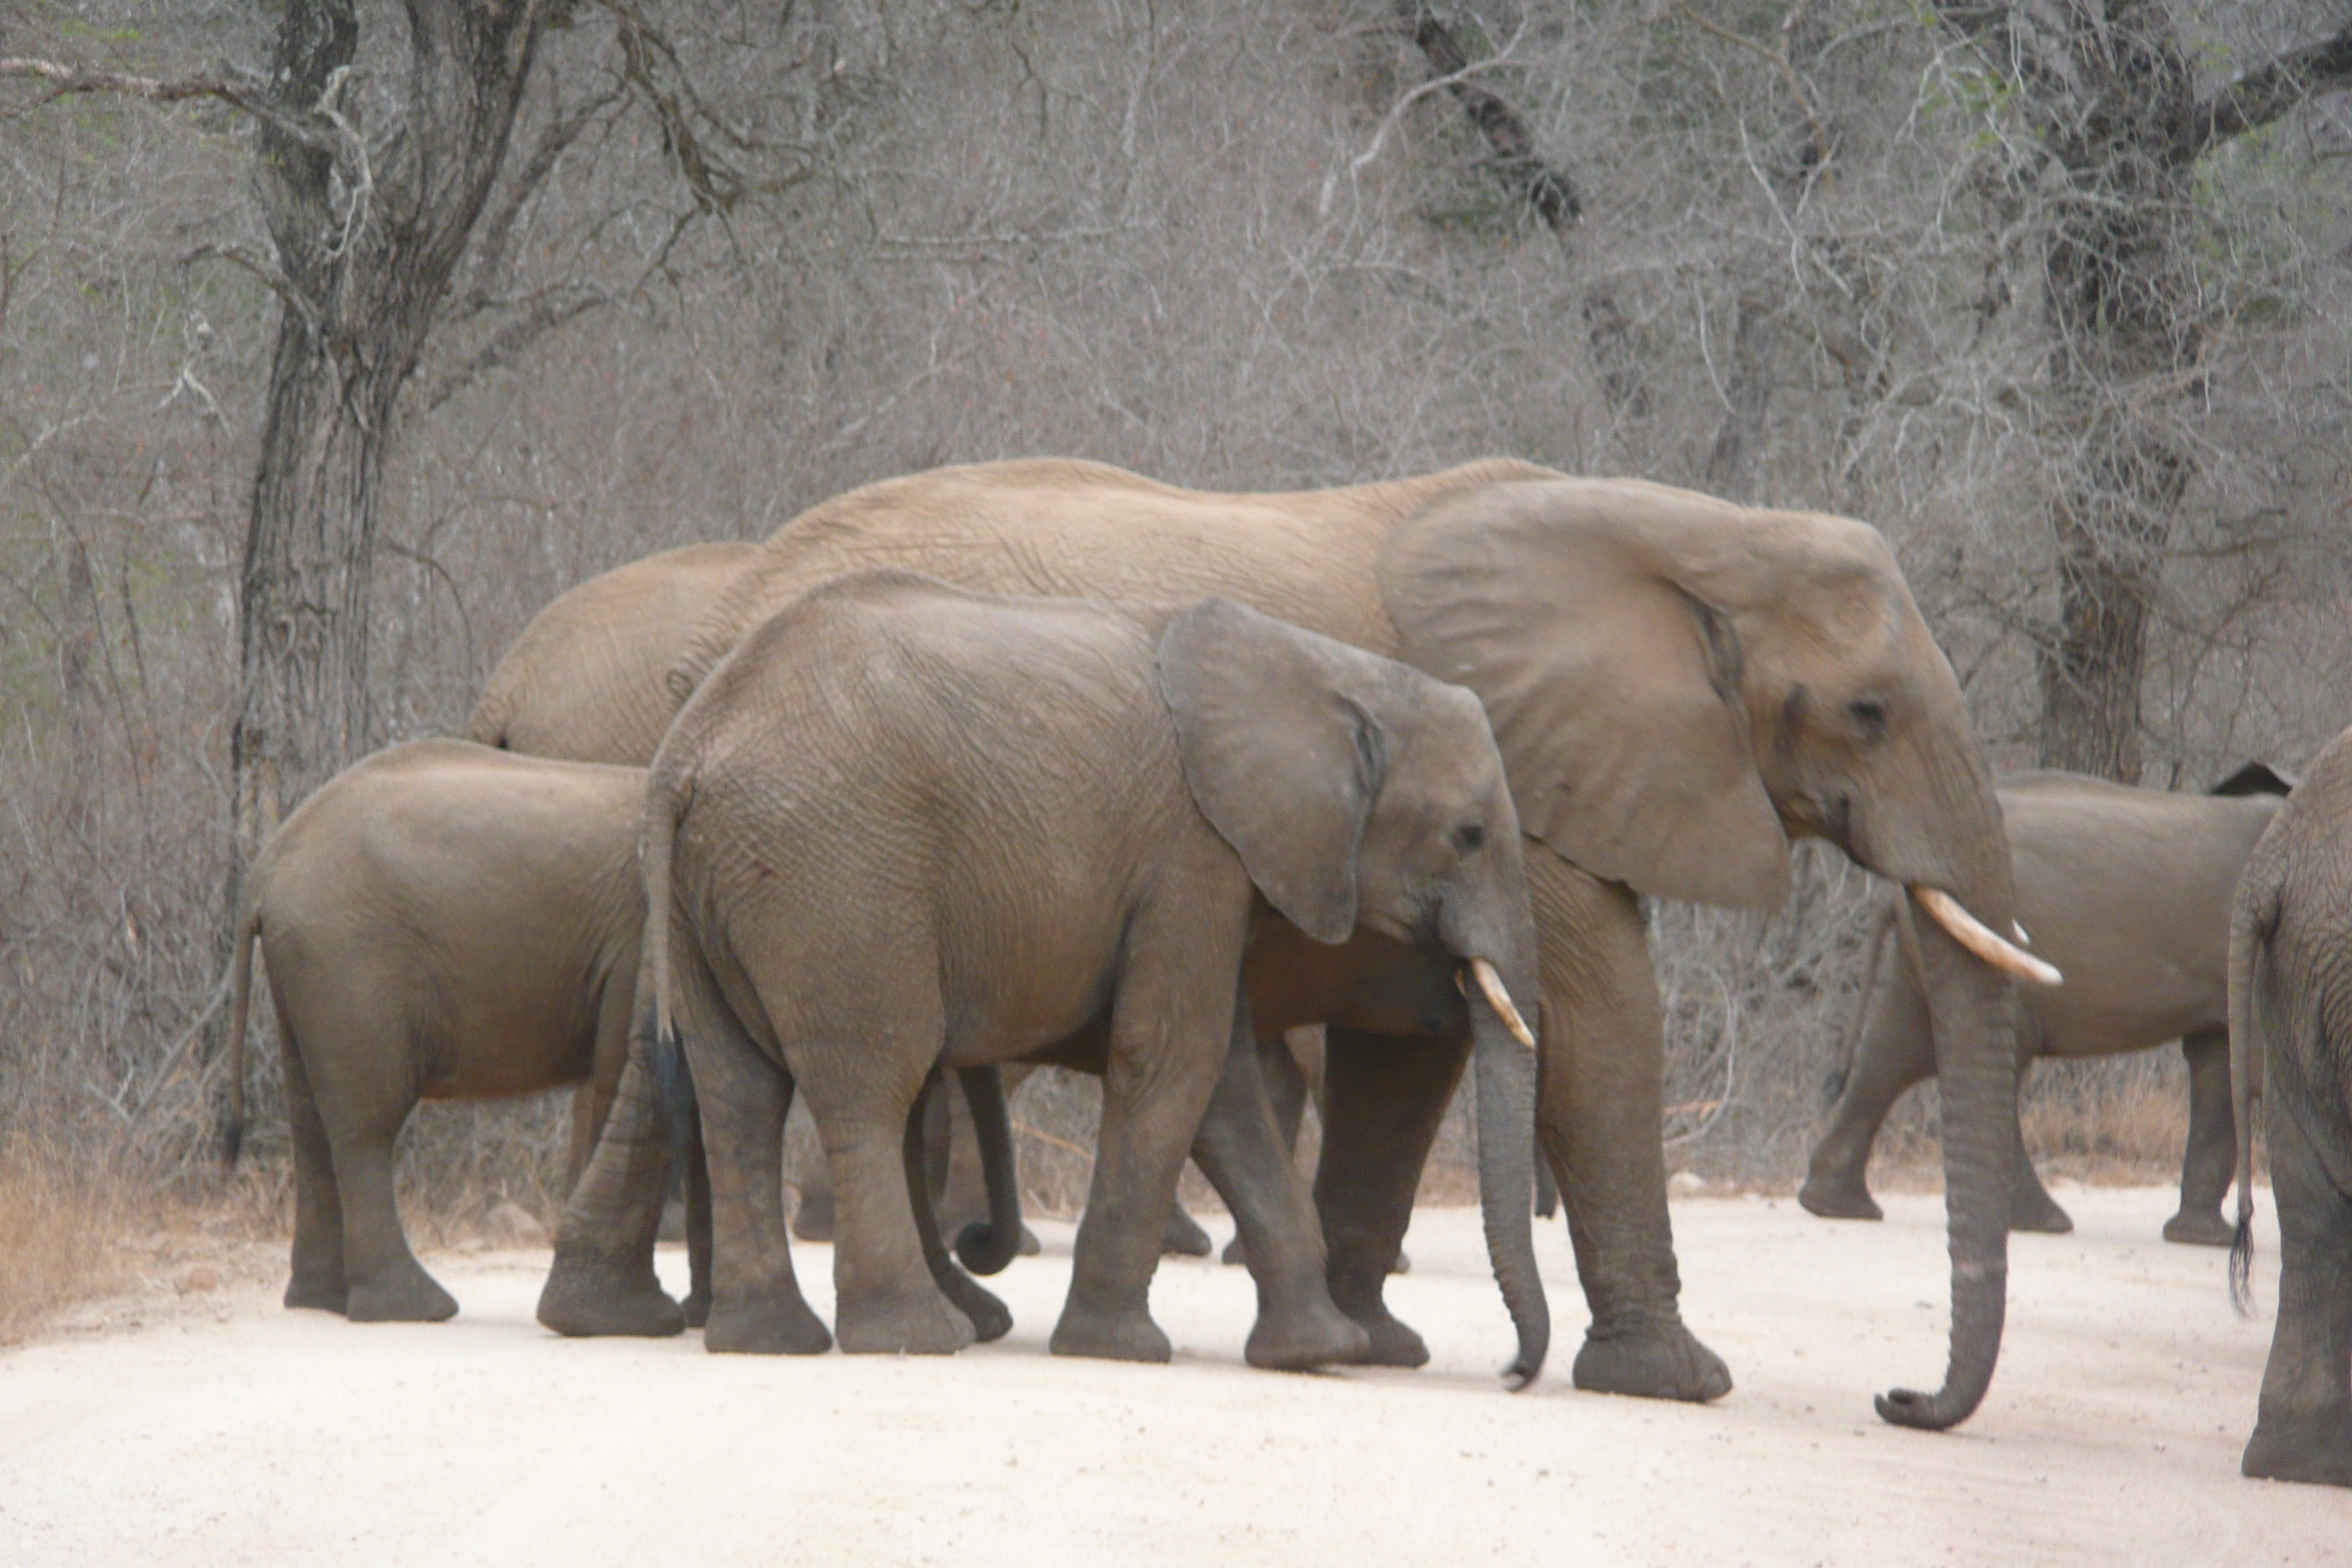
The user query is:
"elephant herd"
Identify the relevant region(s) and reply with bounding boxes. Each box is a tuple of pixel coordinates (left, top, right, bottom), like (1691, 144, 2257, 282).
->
(216, 456, 2351, 1488)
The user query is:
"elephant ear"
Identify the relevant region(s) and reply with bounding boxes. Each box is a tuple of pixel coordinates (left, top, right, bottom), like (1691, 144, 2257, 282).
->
(1379, 479, 1790, 910)
(1156, 598, 1386, 944)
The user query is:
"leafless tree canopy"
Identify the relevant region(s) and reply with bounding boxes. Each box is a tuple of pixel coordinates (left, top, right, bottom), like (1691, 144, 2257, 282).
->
(3, 1, 2348, 1197)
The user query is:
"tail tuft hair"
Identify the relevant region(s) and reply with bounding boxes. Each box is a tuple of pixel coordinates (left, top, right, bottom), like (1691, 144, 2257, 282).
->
(2228, 1213, 2256, 1317)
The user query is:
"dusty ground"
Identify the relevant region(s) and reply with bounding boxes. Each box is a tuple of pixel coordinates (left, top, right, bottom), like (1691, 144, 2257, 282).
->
(1, 1184, 2343, 1566)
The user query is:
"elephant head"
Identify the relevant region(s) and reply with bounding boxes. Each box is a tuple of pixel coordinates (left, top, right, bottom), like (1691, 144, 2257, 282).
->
(1157, 597, 1548, 1387)
(1380, 477, 2054, 1428)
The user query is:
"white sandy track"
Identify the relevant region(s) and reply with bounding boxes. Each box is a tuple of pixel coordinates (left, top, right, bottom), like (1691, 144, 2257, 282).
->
(1, 1186, 2343, 1567)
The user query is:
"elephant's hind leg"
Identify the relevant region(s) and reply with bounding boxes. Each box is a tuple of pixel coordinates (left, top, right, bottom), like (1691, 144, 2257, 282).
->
(904, 1077, 1011, 1343)
(2242, 1102, 2352, 1488)
(694, 1004, 830, 1356)
(318, 1052, 456, 1323)
(1314, 1025, 1465, 1368)
(2164, 1029, 2238, 1246)
(279, 1014, 349, 1314)
(1800, 958, 1933, 1223)
(2004, 1058, 2076, 1235)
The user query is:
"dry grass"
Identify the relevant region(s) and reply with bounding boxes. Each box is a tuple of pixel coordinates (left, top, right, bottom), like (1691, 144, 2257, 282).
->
(0, 1136, 133, 1341)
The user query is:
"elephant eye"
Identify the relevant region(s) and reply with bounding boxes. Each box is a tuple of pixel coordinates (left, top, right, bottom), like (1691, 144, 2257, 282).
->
(1848, 698, 1888, 734)
(1455, 823, 1485, 853)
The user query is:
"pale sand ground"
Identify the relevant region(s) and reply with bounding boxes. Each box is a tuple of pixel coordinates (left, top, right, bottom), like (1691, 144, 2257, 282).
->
(1, 1185, 2345, 1567)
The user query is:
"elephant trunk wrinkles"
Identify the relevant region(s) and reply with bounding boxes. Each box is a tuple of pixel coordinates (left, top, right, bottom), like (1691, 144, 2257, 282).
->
(1874, 890, 2014, 1431)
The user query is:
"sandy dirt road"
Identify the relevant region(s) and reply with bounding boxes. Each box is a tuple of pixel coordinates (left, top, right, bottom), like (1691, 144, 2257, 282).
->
(1, 1184, 2343, 1566)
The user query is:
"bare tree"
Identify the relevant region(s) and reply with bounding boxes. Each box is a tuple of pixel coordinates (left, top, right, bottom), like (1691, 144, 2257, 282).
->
(1931, 3, 2352, 780)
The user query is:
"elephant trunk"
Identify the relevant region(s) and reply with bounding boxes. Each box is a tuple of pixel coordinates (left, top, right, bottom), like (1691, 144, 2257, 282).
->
(1470, 998, 1549, 1388)
(1872, 887, 2015, 1431)
(1444, 883, 1548, 1387)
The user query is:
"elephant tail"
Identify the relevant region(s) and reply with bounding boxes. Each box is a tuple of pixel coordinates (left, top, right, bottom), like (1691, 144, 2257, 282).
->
(952, 1067, 1024, 1275)
(643, 773, 689, 1065)
(220, 902, 261, 1170)
(2227, 868, 2279, 1316)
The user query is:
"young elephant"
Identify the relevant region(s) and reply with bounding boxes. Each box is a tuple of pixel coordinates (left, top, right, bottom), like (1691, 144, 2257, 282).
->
(549, 571, 1547, 1377)
(222, 739, 708, 1321)
(1801, 765, 2291, 1243)
(2229, 728, 2352, 1487)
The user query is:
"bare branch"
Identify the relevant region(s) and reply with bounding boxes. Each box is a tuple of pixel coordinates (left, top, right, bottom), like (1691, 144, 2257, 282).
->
(2189, 22, 2352, 153)
(0, 56, 340, 154)
(464, 80, 624, 316)
(1398, 5, 1580, 233)
(418, 289, 608, 413)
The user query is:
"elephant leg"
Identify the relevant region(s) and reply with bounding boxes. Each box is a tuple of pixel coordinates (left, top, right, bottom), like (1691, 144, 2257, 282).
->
(539, 995, 691, 1338)
(278, 1016, 348, 1314)
(1531, 856, 1731, 1403)
(1161, 1194, 1214, 1257)
(1051, 910, 1241, 1365)
(2005, 1057, 2075, 1235)
(2242, 1100, 2352, 1488)
(1800, 951, 1934, 1223)
(1188, 1013, 1370, 1371)
(562, 1081, 599, 1196)
(314, 1050, 455, 1323)
(682, 1114, 714, 1328)
(790, 1117, 837, 1242)
(903, 1077, 1011, 1343)
(696, 1018, 831, 1356)
(1222, 1028, 1311, 1268)
(2165, 1028, 2237, 1246)
(1315, 1025, 1465, 1368)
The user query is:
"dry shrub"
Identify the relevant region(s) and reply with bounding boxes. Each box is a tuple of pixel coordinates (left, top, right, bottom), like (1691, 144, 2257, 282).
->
(0, 1135, 129, 1340)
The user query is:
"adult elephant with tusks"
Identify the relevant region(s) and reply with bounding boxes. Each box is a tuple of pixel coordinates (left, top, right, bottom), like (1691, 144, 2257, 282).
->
(488, 458, 2051, 1427)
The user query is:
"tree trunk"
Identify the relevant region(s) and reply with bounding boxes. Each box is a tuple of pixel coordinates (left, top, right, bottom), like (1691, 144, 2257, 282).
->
(227, 0, 547, 864)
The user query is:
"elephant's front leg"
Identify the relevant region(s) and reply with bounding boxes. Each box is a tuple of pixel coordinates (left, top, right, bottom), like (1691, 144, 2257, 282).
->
(1315, 1025, 1466, 1367)
(1052, 905, 1245, 1364)
(1531, 856, 1732, 1402)
(1799, 943, 1933, 1223)
(1188, 1008, 1371, 1370)
(2165, 1028, 2238, 1246)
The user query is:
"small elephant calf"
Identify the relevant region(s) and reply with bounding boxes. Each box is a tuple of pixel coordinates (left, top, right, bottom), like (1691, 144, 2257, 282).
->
(223, 739, 704, 1322)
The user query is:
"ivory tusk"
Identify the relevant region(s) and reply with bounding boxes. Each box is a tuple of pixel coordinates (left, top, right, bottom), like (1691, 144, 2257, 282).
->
(1470, 959, 1538, 1049)
(1911, 886, 2063, 987)
(2013, 920, 2032, 946)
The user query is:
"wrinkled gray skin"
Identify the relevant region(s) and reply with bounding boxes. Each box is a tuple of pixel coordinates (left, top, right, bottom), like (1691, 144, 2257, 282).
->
(1803, 765, 2291, 1245)
(483, 459, 2029, 1427)
(218, 741, 711, 1322)
(2228, 729, 2352, 1488)
(544, 573, 1548, 1376)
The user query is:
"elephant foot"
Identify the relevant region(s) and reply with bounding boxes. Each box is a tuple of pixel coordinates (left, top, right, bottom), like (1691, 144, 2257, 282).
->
(1797, 1174, 1883, 1221)
(344, 1263, 459, 1324)
(682, 1288, 712, 1330)
(1222, 1235, 1248, 1267)
(1161, 1205, 1213, 1258)
(2243, 1410, 2352, 1488)
(2008, 1186, 2074, 1235)
(1245, 1298, 1373, 1371)
(1049, 1300, 1172, 1363)
(935, 1271, 1014, 1344)
(791, 1188, 835, 1243)
(704, 1293, 834, 1355)
(2163, 1210, 2235, 1248)
(836, 1289, 975, 1356)
(1335, 1302, 1429, 1368)
(1390, 1249, 1411, 1276)
(1572, 1317, 1733, 1403)
(283, 1273, 348, 1315)
(1017, 1224, 1041, 1257)
(536, 1253, 685, 1338)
